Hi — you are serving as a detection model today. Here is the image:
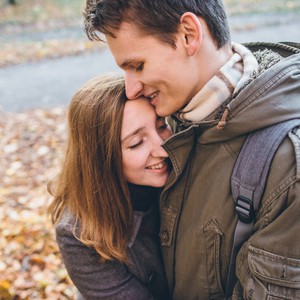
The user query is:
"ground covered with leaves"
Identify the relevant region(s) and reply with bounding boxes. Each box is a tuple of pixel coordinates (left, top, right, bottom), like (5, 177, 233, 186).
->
(0, 108, 77, 299)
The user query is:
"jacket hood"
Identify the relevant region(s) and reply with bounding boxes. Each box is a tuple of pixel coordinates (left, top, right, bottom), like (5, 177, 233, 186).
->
(199, 52, 300, 144)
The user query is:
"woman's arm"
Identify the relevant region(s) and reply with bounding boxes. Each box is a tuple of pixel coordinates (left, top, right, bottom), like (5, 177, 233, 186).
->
(56, 221, 156, 300)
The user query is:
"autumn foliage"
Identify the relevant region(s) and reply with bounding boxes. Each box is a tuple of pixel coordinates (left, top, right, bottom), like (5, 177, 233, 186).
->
(0, 108, 76, 299)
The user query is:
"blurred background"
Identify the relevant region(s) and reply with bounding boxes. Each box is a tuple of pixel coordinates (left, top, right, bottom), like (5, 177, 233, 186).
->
(0, 0, 299, 299)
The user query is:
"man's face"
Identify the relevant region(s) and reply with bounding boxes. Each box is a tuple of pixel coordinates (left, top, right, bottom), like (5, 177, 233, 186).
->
(106, 22, 202, 117)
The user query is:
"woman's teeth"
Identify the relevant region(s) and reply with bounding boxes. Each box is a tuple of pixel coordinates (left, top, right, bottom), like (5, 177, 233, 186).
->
(146, 161, 165, 170)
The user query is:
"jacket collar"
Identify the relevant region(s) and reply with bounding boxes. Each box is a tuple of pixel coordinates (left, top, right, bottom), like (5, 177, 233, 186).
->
(128, 211, 144, 248)
(162, 124, 199, 180)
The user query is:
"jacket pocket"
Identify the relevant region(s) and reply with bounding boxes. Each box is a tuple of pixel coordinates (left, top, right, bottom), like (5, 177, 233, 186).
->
(203, 218, 226, 299)
(248, 245, 300, 299)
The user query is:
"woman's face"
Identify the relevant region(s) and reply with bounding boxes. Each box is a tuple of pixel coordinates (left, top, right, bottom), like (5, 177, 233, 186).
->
(121, 98, 172, 187)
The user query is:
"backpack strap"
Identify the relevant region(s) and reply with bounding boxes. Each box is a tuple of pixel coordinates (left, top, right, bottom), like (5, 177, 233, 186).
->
(225, 119, 300, 299)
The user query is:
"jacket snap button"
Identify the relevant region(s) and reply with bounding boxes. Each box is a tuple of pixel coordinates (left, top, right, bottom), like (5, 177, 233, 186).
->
(147, 271, 157, 284)
(160, 230, 169, 243)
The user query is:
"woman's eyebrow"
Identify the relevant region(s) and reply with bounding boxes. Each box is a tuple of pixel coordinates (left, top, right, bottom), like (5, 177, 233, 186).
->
(121, 127, 144, 143)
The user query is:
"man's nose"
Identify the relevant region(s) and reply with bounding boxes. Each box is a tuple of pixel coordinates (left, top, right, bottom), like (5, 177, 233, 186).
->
(125, 72, 143, 99)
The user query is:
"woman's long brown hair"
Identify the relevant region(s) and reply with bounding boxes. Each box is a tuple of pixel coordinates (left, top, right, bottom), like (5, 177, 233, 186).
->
(48, 74, 133, 262)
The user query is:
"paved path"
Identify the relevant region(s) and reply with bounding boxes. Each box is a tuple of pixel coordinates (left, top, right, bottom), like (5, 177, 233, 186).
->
(0, 12, 299, 112)
(0, 50, 120, 112)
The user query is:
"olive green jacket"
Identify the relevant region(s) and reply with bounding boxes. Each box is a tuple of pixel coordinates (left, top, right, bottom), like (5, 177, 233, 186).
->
(160, 43, 300, 299)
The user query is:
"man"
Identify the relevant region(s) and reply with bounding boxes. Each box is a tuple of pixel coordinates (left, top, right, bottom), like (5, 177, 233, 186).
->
(83, 1, 300, 299)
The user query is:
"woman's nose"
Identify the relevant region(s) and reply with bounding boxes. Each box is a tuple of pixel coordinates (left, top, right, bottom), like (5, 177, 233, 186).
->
(151, 136, 169, 158)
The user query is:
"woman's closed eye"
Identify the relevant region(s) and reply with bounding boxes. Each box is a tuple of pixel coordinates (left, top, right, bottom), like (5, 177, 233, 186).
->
(158, 123, 168, 131)
(156, 118, 169, 132)
(129, 139, 143, 149)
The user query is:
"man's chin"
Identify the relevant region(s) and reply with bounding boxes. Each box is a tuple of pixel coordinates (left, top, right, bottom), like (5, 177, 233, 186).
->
(154, 107, 169, 118)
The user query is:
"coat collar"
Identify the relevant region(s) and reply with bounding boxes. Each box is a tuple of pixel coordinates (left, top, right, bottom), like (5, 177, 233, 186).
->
(128, 211, 144, 248)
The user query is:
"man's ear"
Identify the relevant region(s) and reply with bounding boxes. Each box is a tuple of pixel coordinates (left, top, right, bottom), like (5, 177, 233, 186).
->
(179, 12, 202, 56)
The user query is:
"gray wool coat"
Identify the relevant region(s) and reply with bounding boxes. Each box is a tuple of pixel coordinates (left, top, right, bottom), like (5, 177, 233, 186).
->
(56, 206, 170, 300)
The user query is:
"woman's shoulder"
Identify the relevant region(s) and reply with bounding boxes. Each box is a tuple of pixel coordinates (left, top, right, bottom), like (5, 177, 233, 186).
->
(55, 209, 78, 235)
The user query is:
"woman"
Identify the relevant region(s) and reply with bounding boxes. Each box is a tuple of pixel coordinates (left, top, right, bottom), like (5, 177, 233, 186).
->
(48, 74, 172, 299)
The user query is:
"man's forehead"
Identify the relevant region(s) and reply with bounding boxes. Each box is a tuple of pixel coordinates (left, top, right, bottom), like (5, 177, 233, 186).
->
(106, 40, 144, 69)
(106, 23, 150, 67)
(115, 21, 145, 38)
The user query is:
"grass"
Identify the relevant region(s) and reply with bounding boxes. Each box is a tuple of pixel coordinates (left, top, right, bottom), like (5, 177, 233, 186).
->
(0, 0, 83, 26)
(0, 0, 102, 67)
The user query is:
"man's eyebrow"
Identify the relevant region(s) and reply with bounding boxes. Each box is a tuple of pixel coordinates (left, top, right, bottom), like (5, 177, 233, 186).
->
(120, 58, 141, 69)
(122, 127, 144, 143)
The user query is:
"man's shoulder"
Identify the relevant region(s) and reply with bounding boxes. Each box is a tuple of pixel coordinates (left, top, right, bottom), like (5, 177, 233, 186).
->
(243, 41, 300, 58)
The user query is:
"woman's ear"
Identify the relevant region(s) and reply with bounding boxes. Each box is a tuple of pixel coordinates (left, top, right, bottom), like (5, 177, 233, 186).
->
(179, 12, 202, 56)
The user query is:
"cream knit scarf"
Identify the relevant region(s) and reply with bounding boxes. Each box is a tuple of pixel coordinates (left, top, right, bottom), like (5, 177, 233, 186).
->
(175, 42, 258, 123)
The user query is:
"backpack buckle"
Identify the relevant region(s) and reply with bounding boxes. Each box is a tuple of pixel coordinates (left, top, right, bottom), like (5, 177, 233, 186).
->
(235, 195, 254, 224)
